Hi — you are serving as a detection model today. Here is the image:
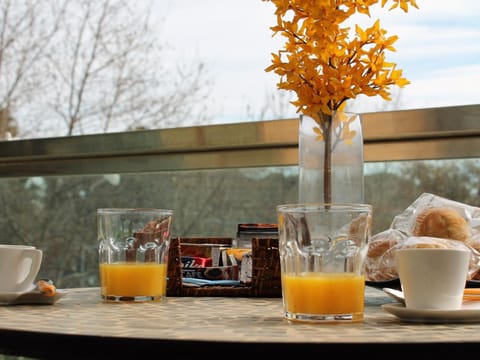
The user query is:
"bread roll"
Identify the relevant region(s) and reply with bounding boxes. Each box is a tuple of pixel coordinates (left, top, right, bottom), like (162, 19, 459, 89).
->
(412, 207, 470, 242)
(348, 213, 371, 246)
(367, 237, 400, 258)
(365, 246, 399, 281)
(404, 242, 449, 249)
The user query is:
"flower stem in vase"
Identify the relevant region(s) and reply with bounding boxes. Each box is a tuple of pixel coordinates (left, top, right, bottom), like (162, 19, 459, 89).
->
(322, 113, 333, 204)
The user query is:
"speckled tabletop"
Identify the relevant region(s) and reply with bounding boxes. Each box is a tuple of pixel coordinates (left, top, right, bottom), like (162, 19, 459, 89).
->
(0, 286, 479, 358)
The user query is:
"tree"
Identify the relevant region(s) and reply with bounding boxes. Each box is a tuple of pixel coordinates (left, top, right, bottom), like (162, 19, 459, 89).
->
(0, 0, 215, 288)
(0, 108, 18, 139)
(0, 0, 63, 138)
(0, 0, 212, 138)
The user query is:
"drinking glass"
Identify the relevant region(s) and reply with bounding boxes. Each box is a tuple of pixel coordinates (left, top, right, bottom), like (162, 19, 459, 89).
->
(97, 208, 173, 302)
(277, 203, 372, 322)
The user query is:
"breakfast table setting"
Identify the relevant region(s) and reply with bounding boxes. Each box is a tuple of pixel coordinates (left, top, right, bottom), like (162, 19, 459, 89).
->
(2, 192, 480, 358)
(1, 285, 480, 359)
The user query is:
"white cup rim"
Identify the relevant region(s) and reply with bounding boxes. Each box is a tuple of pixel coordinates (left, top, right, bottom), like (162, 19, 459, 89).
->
(396, 247, 470, 253)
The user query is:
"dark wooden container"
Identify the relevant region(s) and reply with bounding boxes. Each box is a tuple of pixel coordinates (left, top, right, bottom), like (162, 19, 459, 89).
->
(166, 236, 281, 297)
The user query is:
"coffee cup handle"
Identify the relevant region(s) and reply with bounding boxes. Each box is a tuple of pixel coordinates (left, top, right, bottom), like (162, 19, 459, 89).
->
(17, 249, 43, 292)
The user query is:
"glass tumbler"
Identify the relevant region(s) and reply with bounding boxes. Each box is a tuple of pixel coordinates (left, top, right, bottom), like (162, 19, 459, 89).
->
(97, 208, 173, 302)
(277, 203, 372, 322)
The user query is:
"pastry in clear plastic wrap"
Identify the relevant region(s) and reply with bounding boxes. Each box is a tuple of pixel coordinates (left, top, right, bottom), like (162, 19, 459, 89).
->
(367, 235, 401, 258)
(365, 245, 400, 282)
(404, 236, 463, 249)
(469, 236, 480, 253)
(348, 212, 372, 247)
(365, 229, 405, 282)
(365, 193, 480, 283)
(412, 207, 470, 243)
(366, 235, 480, 282)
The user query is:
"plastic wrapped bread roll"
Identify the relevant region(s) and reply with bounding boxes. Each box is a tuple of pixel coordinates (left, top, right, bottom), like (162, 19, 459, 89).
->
(412, 207, 470, 243)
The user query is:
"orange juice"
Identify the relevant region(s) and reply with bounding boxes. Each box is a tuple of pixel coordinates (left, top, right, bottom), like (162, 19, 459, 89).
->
(282, 272, 365, 316)
(100, 262, 167, 299)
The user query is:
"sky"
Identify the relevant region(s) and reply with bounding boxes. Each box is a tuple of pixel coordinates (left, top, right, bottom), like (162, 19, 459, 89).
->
(156, 0, 480, 125)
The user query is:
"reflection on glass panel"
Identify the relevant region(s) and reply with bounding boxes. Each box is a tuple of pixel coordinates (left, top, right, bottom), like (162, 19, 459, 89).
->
(0, 159, 478, 288)
(0, 168, 297, 288)
(365, 159, 480, 233)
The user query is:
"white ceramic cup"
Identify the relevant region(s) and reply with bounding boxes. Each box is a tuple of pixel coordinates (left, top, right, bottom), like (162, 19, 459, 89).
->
(0, 244, 43, 293)
(396, 247, 470, 310)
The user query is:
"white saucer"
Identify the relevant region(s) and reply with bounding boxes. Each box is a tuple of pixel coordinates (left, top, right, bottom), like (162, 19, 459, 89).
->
(0, 288, 68, 305)
(382, 302, 480, 323)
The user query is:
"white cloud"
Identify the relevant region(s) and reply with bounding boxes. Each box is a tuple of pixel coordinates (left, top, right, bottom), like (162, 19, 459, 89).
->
(155, 0, 480, 124)
(403, 64, 480, 108)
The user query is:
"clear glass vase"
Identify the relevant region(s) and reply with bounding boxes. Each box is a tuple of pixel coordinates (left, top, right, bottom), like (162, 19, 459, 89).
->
(298, 111, 364, 204)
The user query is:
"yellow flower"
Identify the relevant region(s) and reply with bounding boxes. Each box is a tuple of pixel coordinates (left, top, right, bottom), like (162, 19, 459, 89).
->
(263, 0, 419, 203)
(264, 0, 419, 123)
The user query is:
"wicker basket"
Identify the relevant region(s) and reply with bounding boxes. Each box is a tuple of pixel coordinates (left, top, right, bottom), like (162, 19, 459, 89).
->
(166, 236, 281, 297)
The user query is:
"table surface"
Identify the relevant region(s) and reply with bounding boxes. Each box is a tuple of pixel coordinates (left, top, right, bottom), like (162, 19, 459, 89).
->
(1, 286, 480, 358)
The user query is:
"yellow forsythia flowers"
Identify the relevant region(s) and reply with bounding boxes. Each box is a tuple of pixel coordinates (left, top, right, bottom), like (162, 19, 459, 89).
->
(264, 0, 419, 203)
(264, 0, 419, 122)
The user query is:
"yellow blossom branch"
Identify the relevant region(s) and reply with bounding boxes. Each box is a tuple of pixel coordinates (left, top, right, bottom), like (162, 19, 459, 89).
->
(263, 0, 419, 203)
(264, 0, 418, 123)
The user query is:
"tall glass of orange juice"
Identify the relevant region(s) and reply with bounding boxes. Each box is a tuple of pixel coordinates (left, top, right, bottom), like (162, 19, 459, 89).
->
(277, 203, 372, 322)
(97, 208, 173, 302)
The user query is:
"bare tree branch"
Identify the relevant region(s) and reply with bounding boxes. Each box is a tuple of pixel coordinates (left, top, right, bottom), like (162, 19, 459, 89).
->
(0, 0, 213, 138)
(0, 0, 65, 138)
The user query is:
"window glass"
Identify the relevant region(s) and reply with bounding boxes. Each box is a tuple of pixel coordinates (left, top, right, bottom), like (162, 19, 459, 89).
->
(0, 158, 478, 287)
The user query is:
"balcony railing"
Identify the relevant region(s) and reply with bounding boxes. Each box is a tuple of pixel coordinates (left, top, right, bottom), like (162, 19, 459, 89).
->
(0, 104, 479, 177)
